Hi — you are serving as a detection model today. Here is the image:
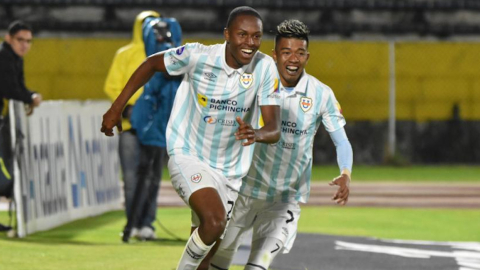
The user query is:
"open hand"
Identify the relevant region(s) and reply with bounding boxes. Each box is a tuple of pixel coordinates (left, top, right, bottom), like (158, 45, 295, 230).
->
(329, 174, 350, 205)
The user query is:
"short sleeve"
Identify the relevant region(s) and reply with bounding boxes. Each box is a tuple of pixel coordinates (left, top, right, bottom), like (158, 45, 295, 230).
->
(164, 43, 198, 76)
(257, 58, 281, 107)
(321, 88, 346, 132)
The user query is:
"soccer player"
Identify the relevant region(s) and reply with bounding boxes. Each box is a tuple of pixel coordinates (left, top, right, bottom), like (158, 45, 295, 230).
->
(100, 6, 281, 270)
(206, 19, 353, 270)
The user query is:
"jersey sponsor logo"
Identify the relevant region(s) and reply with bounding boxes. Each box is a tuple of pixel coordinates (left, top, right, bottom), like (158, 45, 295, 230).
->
(268, 93, 281, 99)
(281, 142, 296, 149)
(203, 72, 217, 82)
(300, 97, 313, 112)
(191, 173, 202, 183)
(203, 116, 217, 124)
(175, 46, 185, 55)
(204, 116, 237, 126)
(216, 119, 236, 126)
(209, 98, 250, 113)
(281, 121, 309, 135)
(197, 93, 208, 107)
(240, 73, 254, 89)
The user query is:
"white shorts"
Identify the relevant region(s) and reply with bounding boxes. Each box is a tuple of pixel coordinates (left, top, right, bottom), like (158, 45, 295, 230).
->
(230, 194, 301, 253)
(168, 154, 238, 228)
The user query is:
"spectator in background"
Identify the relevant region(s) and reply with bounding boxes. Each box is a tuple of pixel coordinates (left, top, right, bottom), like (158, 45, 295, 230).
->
(104, 11, 166, 240)
(205, 19, 352, 270)
(101, 6, 281, 270)
(0, 20, 42, 232)
(121, 15, 183, 241)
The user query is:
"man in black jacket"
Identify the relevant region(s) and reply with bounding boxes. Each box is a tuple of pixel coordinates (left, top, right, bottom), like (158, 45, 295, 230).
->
(0, 20, 42, 115)
(0, 21, 42, 227)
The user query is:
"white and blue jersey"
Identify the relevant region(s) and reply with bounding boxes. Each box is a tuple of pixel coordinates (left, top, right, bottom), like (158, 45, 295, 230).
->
(240, 71, 346, 203)
(163, 42, 280, 189)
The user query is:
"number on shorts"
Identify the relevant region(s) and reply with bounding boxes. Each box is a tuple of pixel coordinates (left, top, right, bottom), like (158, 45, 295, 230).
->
(227, 200, 234, 221)
(286, 210, 294, 224)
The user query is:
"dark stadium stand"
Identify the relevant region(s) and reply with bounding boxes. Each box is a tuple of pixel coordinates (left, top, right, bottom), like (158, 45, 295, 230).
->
(1, 0, 480, 37)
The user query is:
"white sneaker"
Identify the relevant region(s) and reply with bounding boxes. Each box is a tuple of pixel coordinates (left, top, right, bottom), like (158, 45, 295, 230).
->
(129, 227, 140, 238)
(139, 226, 156, 240)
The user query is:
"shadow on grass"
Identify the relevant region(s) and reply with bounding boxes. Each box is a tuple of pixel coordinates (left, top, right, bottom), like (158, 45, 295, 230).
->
(0, 210, 187, 247)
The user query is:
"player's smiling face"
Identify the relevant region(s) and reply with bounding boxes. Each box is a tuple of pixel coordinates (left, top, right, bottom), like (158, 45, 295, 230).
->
(273, 37, 309, 87)
(224, 14, 263, 69)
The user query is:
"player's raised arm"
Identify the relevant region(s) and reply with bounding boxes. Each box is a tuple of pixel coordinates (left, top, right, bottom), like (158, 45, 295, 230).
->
(100, 52, 167, 136)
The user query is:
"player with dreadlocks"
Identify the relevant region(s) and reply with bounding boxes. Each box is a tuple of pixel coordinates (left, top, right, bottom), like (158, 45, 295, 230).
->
(204, 19, 353, 270)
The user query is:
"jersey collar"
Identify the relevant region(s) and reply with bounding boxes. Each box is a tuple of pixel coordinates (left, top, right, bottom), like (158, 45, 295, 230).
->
(279, 70, 308, 96)
(221, 42, 247, 76)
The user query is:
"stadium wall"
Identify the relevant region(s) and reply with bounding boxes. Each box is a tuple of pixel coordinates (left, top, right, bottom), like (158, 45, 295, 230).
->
(23, 38, 480, 121)
(21, 38, 480, 163)
(10, 100, 121, 237)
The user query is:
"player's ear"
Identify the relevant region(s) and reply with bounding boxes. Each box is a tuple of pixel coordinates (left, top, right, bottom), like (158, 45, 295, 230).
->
(5, 34, 11, 43)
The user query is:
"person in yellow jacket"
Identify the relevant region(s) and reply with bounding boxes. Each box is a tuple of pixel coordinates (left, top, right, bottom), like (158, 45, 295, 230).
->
(104, 10, 160, 240)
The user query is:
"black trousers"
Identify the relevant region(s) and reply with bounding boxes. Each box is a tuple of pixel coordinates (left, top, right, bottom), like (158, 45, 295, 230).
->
(122, 144, 163, 241)
(0, 117, 13, 198)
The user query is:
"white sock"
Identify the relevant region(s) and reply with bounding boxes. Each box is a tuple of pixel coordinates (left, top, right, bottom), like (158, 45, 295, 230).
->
(176, 228, 214, 270)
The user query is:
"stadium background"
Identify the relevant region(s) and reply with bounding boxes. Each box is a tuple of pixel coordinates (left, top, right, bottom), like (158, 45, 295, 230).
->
(3, 0, 480, 165)
(1, 1, 480, 269)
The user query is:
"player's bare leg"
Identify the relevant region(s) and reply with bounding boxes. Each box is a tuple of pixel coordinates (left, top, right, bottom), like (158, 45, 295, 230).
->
(176, 188, 226, 270)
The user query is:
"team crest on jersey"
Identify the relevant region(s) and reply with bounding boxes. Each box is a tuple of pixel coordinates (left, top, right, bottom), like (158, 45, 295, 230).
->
(240, 73, 254, 89)
(300, 97, 313, 112)
(191, 173, 202, 183)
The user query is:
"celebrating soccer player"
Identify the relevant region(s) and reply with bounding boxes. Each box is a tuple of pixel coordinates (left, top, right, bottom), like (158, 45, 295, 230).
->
(206, 19, 353, 270)
(100, 6, 281, 270)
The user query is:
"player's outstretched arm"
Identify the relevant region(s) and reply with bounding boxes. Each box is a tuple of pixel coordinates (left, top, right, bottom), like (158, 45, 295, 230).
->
(327, 127, 353, 205)
(100, 53, 167, 136)
(234, 105, 280, 146)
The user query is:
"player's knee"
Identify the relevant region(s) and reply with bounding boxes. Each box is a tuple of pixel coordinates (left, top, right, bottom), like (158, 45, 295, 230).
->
(202, 213, 226, 237)
(207, 216, 227, 237)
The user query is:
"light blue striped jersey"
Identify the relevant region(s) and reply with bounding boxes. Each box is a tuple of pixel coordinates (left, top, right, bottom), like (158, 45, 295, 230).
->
(240, 71, 346, 203)
(163, 42, 281, 190)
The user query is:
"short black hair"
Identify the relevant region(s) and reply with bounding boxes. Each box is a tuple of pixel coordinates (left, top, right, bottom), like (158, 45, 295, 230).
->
(226, 6, 263, 29)
(8, 20, 32, 36)
(275, 19, 310, 47)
